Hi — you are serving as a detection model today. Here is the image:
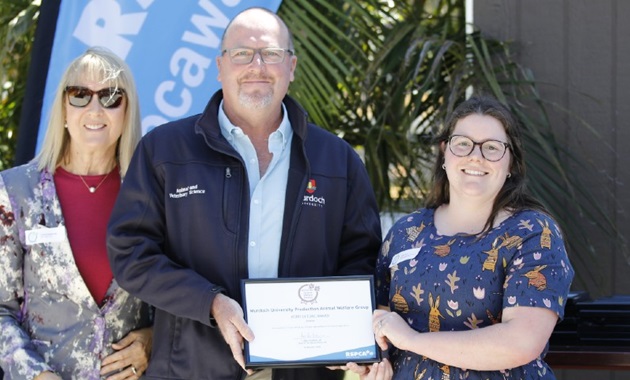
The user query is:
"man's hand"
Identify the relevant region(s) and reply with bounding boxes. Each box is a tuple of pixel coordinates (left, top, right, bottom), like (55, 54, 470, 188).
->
(211, 293, 255, 374)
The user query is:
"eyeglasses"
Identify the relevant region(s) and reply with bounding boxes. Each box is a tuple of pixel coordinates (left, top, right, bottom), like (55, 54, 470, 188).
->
(447, 134, 510, 162)
(65, 86, 126, 109)
(221, 48, 294, 65)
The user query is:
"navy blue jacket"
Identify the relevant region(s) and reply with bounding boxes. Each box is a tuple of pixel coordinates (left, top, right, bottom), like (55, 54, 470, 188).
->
(107, 91, 382, 380)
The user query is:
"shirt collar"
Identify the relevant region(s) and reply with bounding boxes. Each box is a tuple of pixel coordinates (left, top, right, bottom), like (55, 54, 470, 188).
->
(218, 100, 292, 148)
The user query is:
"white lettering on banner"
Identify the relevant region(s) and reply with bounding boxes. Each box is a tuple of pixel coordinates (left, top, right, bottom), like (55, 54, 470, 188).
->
(154, 47, 211, 118)
(73, 0, 149, 59)
(137, 0, 156, 8)
(172, 48, 211, 87)
(155, 81, 192, 118)
(182, 0, 230, 48)
(142, 0, 233, 133)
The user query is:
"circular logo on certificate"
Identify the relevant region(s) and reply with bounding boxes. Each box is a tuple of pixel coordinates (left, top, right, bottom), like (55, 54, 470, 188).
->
(298, 283, 319, 304)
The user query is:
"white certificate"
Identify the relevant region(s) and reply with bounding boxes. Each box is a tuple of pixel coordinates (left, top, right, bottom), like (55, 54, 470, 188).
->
(242, 275, 380, 368)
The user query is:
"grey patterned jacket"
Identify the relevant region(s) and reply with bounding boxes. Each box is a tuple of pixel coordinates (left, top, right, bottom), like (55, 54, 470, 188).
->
(0, 162, 151, 380)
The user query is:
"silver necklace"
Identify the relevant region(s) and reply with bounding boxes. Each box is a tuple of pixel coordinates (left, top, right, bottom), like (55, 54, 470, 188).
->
(78, 171, 111, 193)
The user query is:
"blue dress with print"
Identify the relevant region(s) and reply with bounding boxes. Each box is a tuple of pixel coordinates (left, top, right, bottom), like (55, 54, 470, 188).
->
(375, 208, 574, 379)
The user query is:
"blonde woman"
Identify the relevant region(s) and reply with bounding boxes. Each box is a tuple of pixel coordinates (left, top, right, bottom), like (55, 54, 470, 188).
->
(0, 47, 151, 380)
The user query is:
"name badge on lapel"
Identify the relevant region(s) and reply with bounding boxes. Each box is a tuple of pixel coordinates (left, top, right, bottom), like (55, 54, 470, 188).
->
(25, 225, 66, 245)
(389, 248, 420, 268)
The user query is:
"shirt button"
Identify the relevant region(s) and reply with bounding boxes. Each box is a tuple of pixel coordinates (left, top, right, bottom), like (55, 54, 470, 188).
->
(253, 199, 260, 204)
(250, 241, 256, 247)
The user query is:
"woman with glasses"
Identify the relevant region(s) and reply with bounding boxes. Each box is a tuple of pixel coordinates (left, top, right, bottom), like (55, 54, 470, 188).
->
(0, 47, 151, 380)
(346, 95, 574, 379)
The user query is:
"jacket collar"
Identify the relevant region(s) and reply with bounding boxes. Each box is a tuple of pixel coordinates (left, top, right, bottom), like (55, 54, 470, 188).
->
(194, 90, 310, 145)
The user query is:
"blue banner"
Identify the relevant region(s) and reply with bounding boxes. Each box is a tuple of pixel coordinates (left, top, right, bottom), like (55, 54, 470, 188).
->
(37, 0, 282, 153)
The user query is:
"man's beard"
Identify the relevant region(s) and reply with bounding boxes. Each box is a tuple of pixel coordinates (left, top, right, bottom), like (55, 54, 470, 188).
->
(238, 90, 273, 109)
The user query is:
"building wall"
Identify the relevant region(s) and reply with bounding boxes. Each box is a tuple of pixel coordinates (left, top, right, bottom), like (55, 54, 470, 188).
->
(474, 1, 629, 379)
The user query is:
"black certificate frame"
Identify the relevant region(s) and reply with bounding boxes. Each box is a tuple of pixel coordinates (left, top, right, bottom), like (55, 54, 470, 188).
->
(241, 275, 381, 369)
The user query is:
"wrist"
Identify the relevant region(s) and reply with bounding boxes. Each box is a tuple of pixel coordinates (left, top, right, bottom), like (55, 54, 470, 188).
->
(399, 329, 418, 352)
(209, 292, 227, 327)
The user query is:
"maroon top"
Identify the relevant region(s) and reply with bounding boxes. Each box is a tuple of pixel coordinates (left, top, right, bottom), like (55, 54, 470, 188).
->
(54, 166, 120, 306)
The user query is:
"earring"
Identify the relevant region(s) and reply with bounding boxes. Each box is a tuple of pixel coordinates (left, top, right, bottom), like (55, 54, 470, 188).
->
(507, 173, 511, 178)
(64, 123, 68, 128)
(441, 164, 446, 170)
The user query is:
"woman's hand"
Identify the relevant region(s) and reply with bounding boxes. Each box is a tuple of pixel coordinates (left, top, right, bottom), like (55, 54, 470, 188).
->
(100, 327, 153, 379)
(327, 360, 393, 380)
(33, 371, 63, 380)
(373, 309, 415, 352)
(345, 359, 393, 380)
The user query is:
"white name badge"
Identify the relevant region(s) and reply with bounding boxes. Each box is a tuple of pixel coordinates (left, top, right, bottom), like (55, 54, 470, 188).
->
(389, 248, 420, 268)
(25, 225, 66, 245)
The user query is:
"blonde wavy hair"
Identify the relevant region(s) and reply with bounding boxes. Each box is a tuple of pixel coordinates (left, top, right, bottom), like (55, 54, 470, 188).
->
(35, 47, 141, 178)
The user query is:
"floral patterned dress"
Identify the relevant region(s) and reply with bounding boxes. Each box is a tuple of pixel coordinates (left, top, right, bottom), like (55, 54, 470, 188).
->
(376, 208, 574, 380)
(0, 163, 151, 379)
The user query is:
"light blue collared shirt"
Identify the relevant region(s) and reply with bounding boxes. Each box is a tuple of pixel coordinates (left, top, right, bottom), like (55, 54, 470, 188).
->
(218, 101, 293, 278)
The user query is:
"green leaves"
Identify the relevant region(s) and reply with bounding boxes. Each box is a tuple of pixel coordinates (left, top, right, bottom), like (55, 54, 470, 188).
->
(0, 0, 621, 294)
(280, 0, 621, 294)
(0, 0, 39, 170)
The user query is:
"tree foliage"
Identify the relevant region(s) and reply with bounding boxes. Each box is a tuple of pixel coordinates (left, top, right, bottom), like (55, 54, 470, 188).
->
(279, 0, 623, 294)
(0, 0, 38, 170)
(0, 0, 623, 295)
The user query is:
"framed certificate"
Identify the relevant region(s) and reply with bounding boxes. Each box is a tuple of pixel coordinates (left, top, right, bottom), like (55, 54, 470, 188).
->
(241, 275, 380, 368)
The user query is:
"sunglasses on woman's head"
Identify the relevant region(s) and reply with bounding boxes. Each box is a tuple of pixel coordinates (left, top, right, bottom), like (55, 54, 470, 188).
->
(65, 86, 126, 109)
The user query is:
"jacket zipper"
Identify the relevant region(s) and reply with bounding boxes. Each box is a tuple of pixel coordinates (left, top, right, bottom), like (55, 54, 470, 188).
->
(223, 167, 231, 227)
